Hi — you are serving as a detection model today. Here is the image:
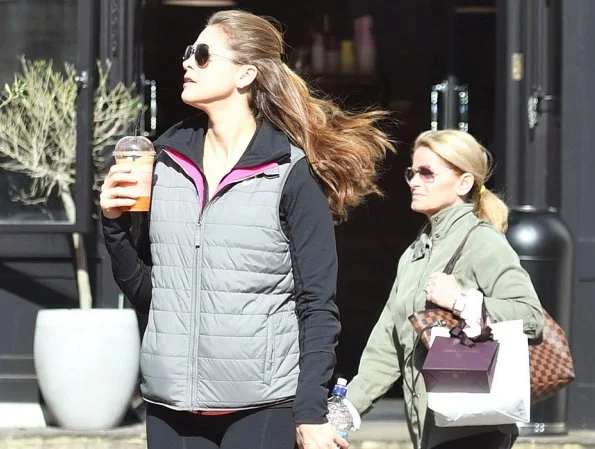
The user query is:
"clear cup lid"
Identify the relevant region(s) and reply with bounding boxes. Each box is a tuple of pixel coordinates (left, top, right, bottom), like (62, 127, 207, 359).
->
(113, 135, 155, 154)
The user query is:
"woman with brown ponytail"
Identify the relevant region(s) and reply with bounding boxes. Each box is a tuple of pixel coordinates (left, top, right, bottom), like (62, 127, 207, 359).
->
(347, 129, 544, 449)
(99, 9, 394, 449)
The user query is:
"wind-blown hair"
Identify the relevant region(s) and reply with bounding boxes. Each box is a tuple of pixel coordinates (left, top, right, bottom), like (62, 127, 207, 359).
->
(207, 10, 396, 221)
(413, 129, 509, 232)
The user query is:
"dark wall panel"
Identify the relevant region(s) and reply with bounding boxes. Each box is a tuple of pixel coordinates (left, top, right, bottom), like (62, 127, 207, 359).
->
(560, 0, 595, 430)
(0, 237, 76, 402)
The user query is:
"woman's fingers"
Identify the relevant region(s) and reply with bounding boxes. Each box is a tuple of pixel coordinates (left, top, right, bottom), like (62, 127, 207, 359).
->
(335, 435, 349, 449)
(104, 185, 140, 199)
(424, 273, 462, 309)
(100, 194, 138, 220)
(100, 165, 143, 219)
(100, 184, 140, 208)
(295, 423, 349, 449)
(101, 165, 137, 191)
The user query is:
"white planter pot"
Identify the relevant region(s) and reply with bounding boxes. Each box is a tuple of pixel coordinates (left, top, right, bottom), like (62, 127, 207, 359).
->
(33, 309, 141, 430)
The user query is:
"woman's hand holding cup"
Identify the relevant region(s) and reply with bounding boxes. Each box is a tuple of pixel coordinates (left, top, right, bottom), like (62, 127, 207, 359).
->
(101, 135, 156, 219)
(100, 164, 141, 219)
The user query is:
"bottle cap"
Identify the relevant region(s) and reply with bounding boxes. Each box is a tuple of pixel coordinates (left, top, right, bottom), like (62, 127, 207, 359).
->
(332, 378, 348, 397)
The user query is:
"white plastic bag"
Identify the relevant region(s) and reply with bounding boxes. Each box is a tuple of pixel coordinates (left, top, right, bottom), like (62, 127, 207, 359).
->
(427, 320, 530, 427)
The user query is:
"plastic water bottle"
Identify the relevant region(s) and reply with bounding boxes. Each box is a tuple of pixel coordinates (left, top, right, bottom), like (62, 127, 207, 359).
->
(327, 378, 353, 440)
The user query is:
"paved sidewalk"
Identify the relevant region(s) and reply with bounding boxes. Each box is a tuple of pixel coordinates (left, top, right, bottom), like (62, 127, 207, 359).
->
(1, 400, 594, 449)
(350, 400, 595, 449)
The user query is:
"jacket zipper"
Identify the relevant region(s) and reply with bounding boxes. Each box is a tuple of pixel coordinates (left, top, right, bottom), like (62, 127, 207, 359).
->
(408, 234, 434, 441)
(411, 235, 433, 318)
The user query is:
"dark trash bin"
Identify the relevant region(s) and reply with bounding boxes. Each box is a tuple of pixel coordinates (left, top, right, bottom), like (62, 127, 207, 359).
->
(506, 206, 574, 435)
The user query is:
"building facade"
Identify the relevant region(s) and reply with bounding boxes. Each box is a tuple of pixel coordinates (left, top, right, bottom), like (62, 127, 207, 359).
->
(0, 0, 593, 431)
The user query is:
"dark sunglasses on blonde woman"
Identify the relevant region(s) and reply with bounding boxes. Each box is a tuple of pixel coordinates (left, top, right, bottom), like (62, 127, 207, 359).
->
(405, 166, 438, 184)
(183, 44, 238, 67)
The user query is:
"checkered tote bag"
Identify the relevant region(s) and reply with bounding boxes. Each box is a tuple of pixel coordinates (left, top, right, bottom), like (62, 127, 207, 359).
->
(530, 309, 575, 403)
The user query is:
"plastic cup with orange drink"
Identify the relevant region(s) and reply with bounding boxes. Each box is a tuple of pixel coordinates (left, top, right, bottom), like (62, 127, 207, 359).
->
(113, 135, 156, 212)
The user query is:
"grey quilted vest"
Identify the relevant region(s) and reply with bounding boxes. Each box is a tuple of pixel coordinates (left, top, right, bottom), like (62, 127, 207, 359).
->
(140, 145, 305, 411)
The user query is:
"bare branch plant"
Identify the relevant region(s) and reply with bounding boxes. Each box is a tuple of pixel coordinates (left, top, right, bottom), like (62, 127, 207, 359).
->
(0, 57, 144, 309)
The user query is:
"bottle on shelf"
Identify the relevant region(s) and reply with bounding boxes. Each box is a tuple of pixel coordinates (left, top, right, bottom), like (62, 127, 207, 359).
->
(327, 377, 353, 440)
(354, 15, 376, 75)
(340, 40, 356, 75)
(311, 33, 326, 74)
(325, 35, 340, 75)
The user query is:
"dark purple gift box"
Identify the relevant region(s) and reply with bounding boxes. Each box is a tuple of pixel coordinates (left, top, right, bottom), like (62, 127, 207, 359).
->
(422, 336, 500, 393)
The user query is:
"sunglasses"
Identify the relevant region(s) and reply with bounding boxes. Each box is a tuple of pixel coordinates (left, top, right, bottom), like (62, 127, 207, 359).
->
(183, 44, 238, 67)
(404, 165, 438, 184)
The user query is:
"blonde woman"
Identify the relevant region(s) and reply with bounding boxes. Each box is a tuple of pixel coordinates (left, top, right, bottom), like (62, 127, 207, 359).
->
(99, 9, 394, 449)
(347, 130, 544, 449)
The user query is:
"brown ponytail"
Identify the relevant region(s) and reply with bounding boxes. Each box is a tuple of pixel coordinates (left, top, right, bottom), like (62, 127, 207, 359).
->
(207, 10, 396, 221)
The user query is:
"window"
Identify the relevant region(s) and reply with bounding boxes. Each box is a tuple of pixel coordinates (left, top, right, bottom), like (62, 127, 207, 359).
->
(0, 0, 95, 232)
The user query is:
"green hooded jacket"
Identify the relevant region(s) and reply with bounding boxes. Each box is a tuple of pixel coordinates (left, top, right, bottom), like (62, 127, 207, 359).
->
(347, 203, 544, 449)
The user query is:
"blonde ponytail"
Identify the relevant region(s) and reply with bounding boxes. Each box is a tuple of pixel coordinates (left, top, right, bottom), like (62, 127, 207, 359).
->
(475, 188, 509, 233)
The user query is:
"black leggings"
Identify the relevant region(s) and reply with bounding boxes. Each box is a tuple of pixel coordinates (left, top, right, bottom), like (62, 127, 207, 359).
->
(433, 431, 516, 449)
(146, 403, 296, 449)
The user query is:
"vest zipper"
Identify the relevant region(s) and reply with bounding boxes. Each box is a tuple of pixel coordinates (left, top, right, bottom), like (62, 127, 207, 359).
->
(191, 207, 207, 407)
(191, 173, 264, 407)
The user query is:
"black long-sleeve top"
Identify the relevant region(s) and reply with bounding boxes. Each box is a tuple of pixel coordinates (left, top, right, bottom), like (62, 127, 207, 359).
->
(102, 115, 341, 425)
